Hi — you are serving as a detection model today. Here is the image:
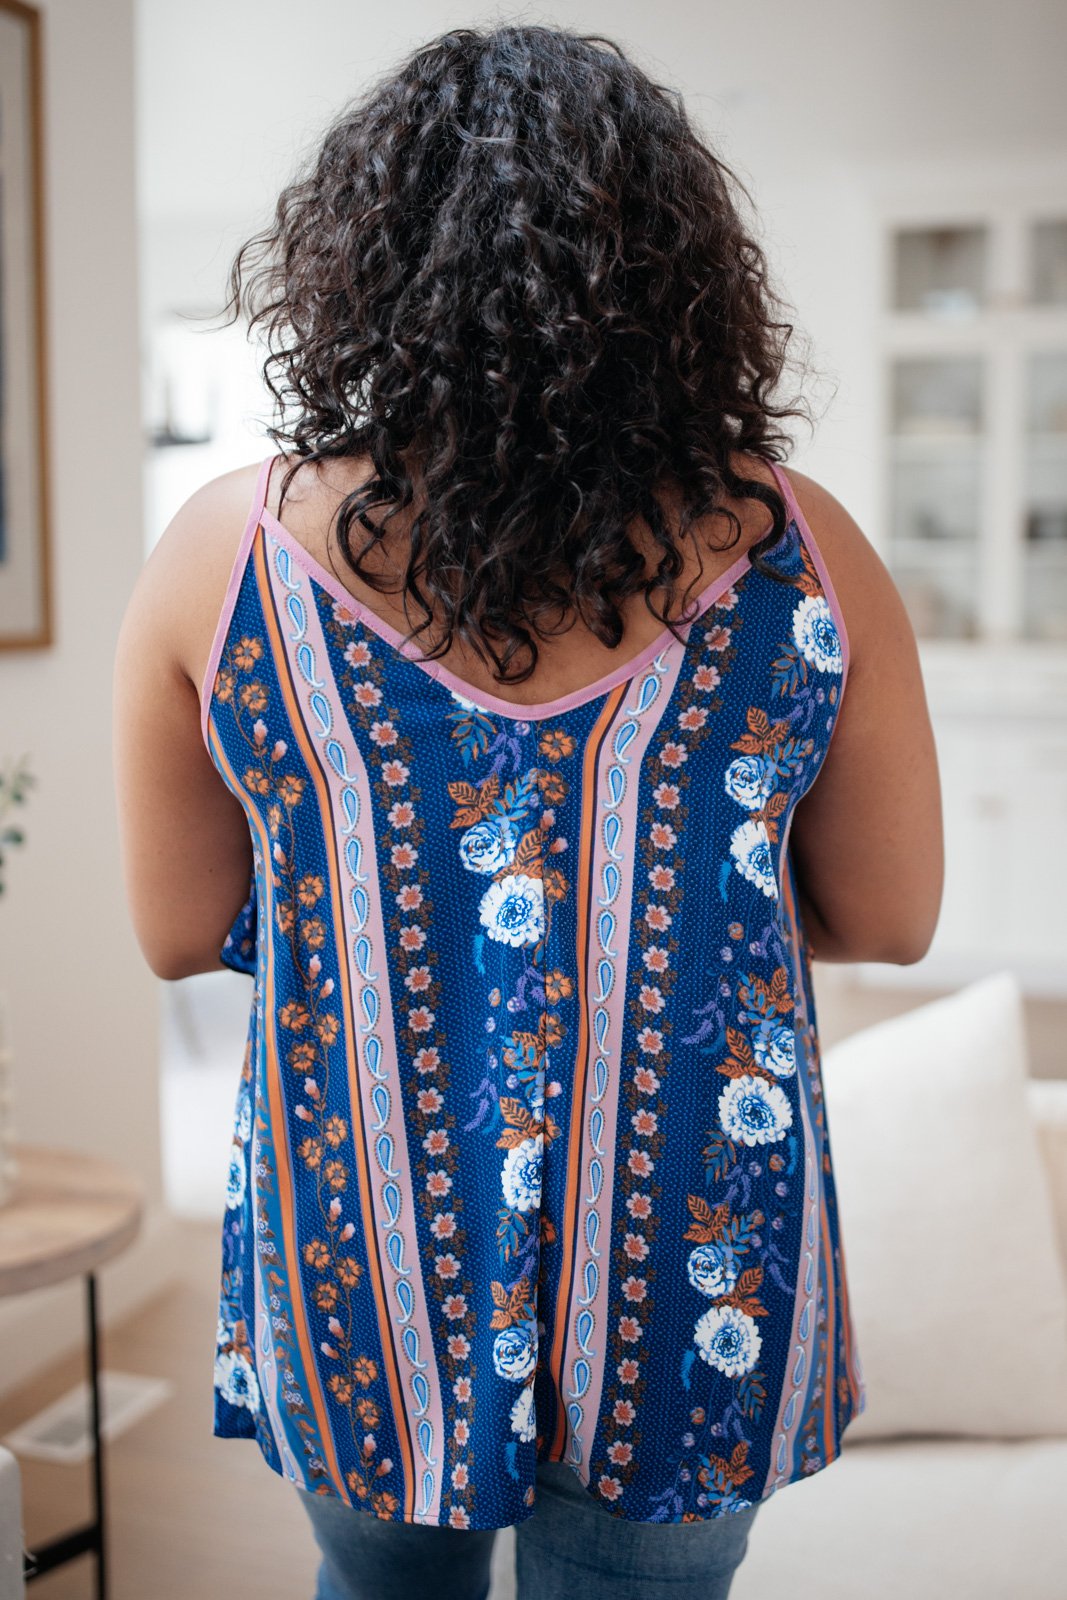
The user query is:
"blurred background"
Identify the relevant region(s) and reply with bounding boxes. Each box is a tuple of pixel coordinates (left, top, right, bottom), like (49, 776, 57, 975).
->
(0, 1, 1065, 1595)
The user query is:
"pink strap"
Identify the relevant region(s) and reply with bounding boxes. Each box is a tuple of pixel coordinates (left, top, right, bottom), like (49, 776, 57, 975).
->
(199, 452, 282, 754)
(766, 458, 803, 534)
(251, 451, 280, 526)
(766, 458, 852, 687)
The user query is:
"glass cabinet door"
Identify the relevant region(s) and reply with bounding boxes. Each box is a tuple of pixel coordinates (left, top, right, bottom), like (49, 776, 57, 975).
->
(892, 224, 988, 316)
(1023, 350, 1067, 641)
(1031, 219, 1067, 308)
(887, 355, 984, 639)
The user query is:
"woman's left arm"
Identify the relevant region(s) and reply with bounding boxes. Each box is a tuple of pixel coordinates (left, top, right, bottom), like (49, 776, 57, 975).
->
(112, 468, 259, 980)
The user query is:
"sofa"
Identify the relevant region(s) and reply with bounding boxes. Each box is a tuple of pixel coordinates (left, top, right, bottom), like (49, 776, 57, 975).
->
(730, 976, 1067, 1599)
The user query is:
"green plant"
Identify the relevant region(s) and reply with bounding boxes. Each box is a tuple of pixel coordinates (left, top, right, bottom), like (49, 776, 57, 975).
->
(0, 754, 35, 897)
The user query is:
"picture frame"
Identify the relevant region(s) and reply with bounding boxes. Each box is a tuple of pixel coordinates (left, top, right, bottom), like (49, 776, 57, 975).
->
(0, 0, 52, 650)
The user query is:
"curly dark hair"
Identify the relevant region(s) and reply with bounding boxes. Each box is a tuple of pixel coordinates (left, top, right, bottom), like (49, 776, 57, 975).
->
(219, 23, 820, 685)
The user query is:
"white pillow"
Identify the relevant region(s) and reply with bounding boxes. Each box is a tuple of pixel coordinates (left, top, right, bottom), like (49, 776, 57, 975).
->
(821, 970, 1067, 1441)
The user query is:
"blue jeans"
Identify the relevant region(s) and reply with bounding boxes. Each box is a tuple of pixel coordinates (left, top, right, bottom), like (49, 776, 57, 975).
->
(296, 1459, 760, 1600)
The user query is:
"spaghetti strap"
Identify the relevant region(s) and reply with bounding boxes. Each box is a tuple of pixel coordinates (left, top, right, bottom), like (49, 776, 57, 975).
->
(251, 450, 281, 527)
(767, 458, 852, 685)
(765, 457, 803, 532)
(199, 451, 284, 753)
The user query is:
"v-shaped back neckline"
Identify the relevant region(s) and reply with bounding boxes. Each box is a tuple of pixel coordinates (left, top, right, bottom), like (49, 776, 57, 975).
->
(257, 503, 757, 723)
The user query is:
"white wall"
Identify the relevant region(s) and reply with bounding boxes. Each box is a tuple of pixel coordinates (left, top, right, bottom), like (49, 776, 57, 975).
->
(0, 0, 178, 1393)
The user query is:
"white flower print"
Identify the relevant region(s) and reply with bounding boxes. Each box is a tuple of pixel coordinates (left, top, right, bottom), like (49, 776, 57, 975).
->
(459, 817, 517, 874)
(215, 1346, 260, 1410)
(718, 1074, 793, 1146)
(729, 819, 778, 899)
(492, 1321, 538, 1382)
(723, 754, 776, 810)
(694, 1304, 762, 1378)
(501, 1133, 544, 1213)
(686, 1241, 741, 1298)
(509, 1382, 537, 1441)
(479, 873, 545, 947)
(791, 594, 842, 674)
(753, 1022, 797, 1078)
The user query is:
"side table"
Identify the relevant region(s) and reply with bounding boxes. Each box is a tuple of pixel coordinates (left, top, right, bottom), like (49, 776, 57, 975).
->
(0, 1146, 144, 1600)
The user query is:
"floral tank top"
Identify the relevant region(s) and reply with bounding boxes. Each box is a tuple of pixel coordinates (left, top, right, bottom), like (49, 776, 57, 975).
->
(201, 452, 866, 1530)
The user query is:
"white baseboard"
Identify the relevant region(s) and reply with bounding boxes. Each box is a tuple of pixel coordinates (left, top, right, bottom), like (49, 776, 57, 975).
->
(0, 1201, 186, 1402)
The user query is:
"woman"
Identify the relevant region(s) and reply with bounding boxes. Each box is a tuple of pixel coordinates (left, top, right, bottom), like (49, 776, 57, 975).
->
(114, 23, 942, 1600)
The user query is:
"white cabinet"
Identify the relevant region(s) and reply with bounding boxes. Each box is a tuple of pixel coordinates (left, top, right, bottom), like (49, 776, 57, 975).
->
(855, 190, 1067, 996)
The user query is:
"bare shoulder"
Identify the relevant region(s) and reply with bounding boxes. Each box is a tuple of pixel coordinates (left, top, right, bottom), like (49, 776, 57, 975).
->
(776, 463, 917, 680)
(130, 459, 266, 691)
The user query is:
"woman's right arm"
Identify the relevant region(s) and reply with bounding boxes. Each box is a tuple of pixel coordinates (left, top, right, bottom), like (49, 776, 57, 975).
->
(782, 467, 944, 965)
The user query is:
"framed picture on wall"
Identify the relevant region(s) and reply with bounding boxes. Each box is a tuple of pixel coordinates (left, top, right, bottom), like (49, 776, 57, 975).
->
(0, 0, 51, 649)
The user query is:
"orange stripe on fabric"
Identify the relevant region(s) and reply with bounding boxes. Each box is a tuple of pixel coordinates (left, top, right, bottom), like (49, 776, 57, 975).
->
(207, 697, 350, 1501)
(547, 680, 629, 1461)
(254, 530, 418, 1511)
